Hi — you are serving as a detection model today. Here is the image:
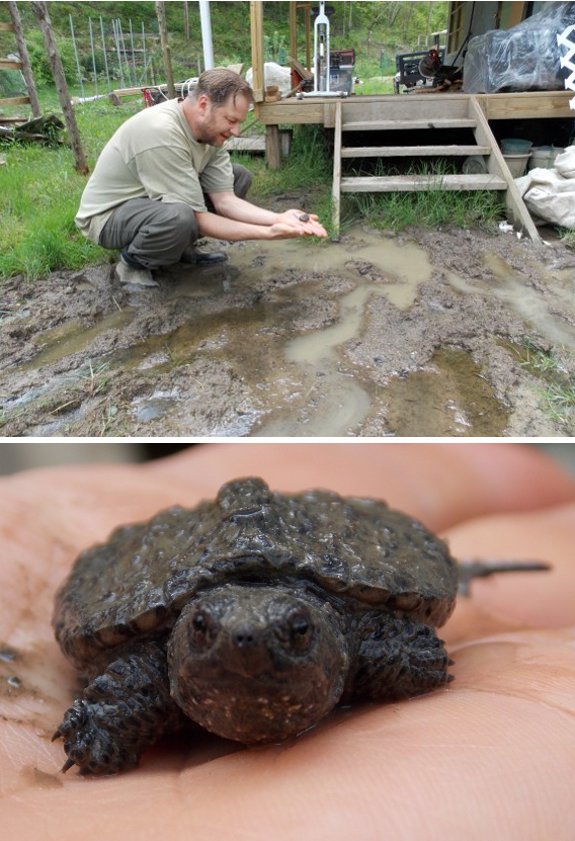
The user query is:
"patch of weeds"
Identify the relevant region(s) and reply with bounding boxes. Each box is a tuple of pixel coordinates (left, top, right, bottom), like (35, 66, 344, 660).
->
(558, 228, 575, 250)
(342, 158, 504, 231)
(516, 338, 575, 426)
(248, 125, 332, 197)
(79, 361, 111, 398)
(100, 402, 121, 436)
(544, 382, 575, 423)
(342, 189, 502, 232)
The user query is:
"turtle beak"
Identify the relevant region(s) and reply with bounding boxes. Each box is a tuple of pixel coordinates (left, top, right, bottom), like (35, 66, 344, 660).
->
(225, 624, 274, 677)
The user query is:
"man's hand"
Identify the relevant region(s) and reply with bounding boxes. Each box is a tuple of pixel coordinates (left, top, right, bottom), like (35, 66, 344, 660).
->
(1, 443, 575, 840)
(274, 208, 328, 238)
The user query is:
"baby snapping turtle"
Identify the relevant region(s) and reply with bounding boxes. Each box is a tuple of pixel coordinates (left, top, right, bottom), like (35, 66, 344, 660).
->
(52, 478, 546, 774)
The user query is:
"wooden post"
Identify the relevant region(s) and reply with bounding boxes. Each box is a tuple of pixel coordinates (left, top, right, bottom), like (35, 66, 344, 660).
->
(289, 1, 297, 66)
(304, 2, 311, 71)
(265, 125, 281, 170)
(183, 0, 190, 41)
(155, 1, 176, 99)
(250, 1, 265, 102)
(30, 1, 88, 174)
(7, 1, 41, 118)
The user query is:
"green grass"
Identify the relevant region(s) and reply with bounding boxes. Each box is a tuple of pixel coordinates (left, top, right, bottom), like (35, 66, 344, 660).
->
(237, 124, 332, 196)
(341, 160, 504, 231)
(517, 340, 575, 426)
(559, 229, 575, 250)
(0, 90, 142, 279)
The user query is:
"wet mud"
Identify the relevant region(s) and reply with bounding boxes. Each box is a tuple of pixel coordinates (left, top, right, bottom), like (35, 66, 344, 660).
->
(1, 224, 574, 437)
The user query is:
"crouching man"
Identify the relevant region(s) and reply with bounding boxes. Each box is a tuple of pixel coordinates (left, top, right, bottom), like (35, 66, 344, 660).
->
(75, 68, 327, 287)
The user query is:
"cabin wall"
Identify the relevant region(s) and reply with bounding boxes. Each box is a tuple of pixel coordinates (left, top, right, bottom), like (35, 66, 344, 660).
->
(446, 1, 539, 61)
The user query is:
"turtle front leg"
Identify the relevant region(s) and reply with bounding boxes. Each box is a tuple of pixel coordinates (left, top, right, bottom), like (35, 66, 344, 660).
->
(53, 640, 185, 775)
(344, 613, 453, 702)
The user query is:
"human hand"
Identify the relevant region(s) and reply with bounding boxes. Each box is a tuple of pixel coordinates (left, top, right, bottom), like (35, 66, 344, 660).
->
(273, 208, 328, 238)
(1, 443, 574, 840)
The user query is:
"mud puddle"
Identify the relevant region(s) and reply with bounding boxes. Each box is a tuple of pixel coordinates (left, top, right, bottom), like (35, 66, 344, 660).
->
(1, 223, 574, 437)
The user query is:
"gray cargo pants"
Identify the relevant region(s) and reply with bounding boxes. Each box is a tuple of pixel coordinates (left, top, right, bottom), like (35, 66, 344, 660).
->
(98, 163, 252, 270)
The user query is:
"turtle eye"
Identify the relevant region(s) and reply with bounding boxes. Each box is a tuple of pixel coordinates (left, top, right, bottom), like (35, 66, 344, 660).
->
(285, 609, 314, 653)
(189, 609, 215, 648)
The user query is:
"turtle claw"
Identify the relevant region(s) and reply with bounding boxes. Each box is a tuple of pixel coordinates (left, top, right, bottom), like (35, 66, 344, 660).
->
(51, 727, 62, 742)
(61, 757, 75, 774)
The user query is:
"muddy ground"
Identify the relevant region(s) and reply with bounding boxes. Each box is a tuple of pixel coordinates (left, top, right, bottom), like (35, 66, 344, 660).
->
(1, 218, 574, 438)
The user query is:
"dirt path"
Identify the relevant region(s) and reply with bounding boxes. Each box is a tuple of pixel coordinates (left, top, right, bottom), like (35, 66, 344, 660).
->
(1, 224, 574, 438)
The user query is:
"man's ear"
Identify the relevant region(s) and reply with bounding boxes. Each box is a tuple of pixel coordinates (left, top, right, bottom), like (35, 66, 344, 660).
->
(196, 94, 211, 116)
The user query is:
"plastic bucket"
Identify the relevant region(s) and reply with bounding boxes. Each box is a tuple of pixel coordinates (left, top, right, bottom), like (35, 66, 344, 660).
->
(501, 138, 533, 154)
(528, 146, 564, 170)
(503, 153, 531, 177)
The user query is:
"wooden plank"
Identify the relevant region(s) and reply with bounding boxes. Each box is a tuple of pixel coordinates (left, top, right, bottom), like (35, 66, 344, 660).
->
(341, 144, 491, 158)
(341, 94, 471, 123)
(0, 95, 31, 106)
(0, 22, 15, 31)
(323, 102, 337, 128)
(255, 100, 326, 124)
(479, 90, 573, 120)
(332, 100, 342, 235)
(342, 118, 477, 131)
(255, 91, 575, 128)
(340, 174, 507, 192)
(250, 1, 265, 103)
(0, 58, 22, 70)
(226, 136, 265, 152)
(469, 96, 540, 242)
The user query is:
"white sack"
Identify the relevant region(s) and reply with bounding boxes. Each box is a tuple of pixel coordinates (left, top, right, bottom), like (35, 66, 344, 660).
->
(245, 62, 292, 96)
(515, 145, 575, 229)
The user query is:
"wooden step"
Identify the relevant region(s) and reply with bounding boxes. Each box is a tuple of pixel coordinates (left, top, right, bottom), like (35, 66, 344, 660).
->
(0, 58, 23, 71)
(0, 95, 31, 107)
(342, 118, 477, 132)
(340, 174, 507, 193)
(341, 144, 491, 158)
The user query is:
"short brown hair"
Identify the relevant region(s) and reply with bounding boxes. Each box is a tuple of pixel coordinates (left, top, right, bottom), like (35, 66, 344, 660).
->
(190, 68, 253, 107)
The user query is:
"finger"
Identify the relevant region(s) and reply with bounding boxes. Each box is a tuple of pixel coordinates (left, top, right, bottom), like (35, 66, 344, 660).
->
(146, 443, 575, 532)
(444, 500, 575, 635)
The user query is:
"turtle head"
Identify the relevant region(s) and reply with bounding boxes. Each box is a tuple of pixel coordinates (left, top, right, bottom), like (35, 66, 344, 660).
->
(168, 583, 348, 744)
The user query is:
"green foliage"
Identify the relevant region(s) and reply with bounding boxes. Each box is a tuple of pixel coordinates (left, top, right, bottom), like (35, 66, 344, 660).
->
(25, 29, 78, 85)
(4, 1, 448, 92)
(264, 31, 288, 65)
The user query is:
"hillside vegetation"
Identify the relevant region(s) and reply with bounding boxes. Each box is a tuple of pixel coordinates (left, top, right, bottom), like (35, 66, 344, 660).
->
(0, 1, 449, 89)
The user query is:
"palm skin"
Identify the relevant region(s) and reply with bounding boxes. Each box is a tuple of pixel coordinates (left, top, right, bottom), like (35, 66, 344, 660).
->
(1, 443, 574, 840)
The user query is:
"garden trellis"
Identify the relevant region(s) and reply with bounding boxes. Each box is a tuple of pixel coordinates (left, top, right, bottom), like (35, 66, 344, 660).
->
(67, 14, 159, 97)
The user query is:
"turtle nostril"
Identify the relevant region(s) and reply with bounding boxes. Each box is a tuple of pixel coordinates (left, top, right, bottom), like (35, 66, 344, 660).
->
(233, 628, 256, 647)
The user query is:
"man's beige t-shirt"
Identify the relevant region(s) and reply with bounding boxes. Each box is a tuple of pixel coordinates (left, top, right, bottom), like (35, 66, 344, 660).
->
(75, 98, 234, 243)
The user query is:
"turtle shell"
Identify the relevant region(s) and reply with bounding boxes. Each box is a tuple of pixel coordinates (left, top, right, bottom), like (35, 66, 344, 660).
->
(53, 478, 458, 668)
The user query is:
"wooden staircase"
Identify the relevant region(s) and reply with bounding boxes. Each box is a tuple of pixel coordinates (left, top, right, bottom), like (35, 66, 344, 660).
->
(332, 94, 539, 241)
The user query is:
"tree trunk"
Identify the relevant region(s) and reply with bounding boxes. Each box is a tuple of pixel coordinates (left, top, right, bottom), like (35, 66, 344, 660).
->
(30, 1, 88, 174)
(155, 1, 176, 99)
(8, 1, 41, 118)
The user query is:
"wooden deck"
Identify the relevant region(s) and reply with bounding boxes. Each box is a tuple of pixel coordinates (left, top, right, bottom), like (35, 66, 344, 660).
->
(254, 90, 572, 238)
(255, 90, 575, 128)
